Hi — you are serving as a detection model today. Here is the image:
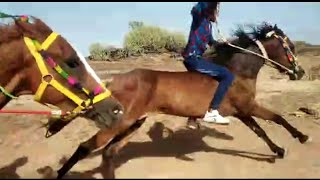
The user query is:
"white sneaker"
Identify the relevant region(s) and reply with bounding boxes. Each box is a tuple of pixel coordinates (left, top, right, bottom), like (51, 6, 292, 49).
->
(203, 110, 230, 125)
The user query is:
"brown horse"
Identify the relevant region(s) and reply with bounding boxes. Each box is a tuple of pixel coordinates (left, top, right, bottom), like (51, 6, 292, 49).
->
(0, 14, 123, 141)
(56, 22, 309, 178)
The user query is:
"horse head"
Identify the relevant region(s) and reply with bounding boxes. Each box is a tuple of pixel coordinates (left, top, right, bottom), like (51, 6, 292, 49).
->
(211, 22, 305, 80)
(251, 22, 304, 80)
(0, 14, 123, 131)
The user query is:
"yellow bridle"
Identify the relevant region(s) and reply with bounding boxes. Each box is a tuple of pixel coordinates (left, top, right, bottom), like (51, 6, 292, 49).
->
(23, 32, 112, 121)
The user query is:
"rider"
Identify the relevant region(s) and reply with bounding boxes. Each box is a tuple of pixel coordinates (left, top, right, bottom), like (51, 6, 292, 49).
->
(182, 2, 234, 125)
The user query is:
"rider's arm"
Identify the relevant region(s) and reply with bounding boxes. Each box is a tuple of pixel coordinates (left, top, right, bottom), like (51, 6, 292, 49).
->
(208, 32, 218, 47)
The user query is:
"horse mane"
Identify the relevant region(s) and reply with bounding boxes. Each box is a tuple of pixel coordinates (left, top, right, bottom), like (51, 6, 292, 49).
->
(230, 21, 285, 49)
(206, 22, 286, 61)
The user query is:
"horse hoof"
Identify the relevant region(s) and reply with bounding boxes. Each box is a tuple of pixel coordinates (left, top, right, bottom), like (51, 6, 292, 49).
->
(267, 158, 276, 163)
(57, 174, 63, 179)
(56, 170, 64, 179)
(299, 135, 310, 144)
(276, 147, 287, 158)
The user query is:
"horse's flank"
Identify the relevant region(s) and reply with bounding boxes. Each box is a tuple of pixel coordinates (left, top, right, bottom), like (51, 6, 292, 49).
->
(109, 68, 255, 119)
(106, 23, 278, 118)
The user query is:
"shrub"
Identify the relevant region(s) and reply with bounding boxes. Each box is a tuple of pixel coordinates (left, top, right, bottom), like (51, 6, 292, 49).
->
(88, 43, 108, 61)
(164, 31, 186, 53)
(123, 21, 186, 55)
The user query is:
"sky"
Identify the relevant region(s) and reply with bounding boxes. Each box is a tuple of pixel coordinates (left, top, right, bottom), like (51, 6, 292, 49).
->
(1, 2, 319, 56)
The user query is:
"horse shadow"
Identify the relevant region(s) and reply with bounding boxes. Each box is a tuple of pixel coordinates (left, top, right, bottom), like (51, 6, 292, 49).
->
(0, 156, 28, 179)
(38, 122, 278, 179)
(114, 122, 277, 164)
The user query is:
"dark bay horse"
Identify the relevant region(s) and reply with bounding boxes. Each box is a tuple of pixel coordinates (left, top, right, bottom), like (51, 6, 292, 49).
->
(56, 22, 310, 178)
(0, 14, 123, 145)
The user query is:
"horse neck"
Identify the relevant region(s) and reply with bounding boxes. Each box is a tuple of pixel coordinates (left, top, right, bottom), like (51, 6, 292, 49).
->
(218, 41, 266, 79)
(0, 39, 25, 85)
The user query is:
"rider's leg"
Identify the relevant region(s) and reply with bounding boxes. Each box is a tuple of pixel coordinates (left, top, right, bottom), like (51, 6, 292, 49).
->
(184, 56, 234, 124)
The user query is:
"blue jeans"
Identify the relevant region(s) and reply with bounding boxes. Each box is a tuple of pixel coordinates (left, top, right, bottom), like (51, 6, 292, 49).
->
(183, 55, 235, 110)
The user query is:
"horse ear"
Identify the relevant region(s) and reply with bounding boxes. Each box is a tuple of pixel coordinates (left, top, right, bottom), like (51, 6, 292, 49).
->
(14, 18, 38, 39)
(30, 16, 53, 34)
(274, 24, 278, 29)
(14, 16, 51, 39)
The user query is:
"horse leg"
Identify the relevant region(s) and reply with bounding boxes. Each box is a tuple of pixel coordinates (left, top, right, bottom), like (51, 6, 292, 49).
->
(187, 117, 200, 130)
(237, 115, 285, 158)
(252, 104, 309, 143)
(44, 120, 71, 138)
(99, 117, 147, 178)
(56, 133, 98, 179)
(56, 118, 140, 179)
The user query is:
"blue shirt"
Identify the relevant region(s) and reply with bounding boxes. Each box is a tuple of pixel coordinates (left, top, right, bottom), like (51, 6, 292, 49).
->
(182, 2, 215, 58)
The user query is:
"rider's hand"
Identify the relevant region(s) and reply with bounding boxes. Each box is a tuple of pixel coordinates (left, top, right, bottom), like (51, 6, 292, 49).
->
(218, 37, 228, 44)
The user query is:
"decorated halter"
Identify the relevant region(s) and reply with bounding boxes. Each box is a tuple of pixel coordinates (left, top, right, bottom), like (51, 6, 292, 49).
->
(0, 13, 112, 121)
(265, 30, 299, 68)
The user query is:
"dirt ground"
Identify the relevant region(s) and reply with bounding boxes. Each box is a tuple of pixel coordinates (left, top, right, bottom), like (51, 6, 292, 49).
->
(0, 54, 320, 179)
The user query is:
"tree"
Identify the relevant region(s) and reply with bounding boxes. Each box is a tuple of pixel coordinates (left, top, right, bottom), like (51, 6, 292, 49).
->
(128, 21, 144, 30)
(89, 43, 107, 60)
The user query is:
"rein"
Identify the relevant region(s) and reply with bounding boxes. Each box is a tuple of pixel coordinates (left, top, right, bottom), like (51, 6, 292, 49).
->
(226, 40, 294, 74)
(213, 23, 297, 75)
(0, 13, 112, 121)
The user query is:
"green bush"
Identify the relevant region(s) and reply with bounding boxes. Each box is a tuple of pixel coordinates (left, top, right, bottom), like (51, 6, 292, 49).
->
(124, 21, 186, 55)
(129, 21, 144, 30)
(88, 43, 130, 61)
(89, 43, 108, 61)
(164, 31, 186, 52)
(104, 46, 130, 60)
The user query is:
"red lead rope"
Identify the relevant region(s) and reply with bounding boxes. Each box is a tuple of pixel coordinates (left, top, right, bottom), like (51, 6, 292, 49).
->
(0, 109, 65, 118)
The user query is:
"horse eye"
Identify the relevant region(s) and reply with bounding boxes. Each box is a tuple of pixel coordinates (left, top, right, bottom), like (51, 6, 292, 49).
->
(66, 59, 80, 68)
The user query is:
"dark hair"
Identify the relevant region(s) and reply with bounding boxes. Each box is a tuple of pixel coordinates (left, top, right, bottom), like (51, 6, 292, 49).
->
(207, 2, 219, 14)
